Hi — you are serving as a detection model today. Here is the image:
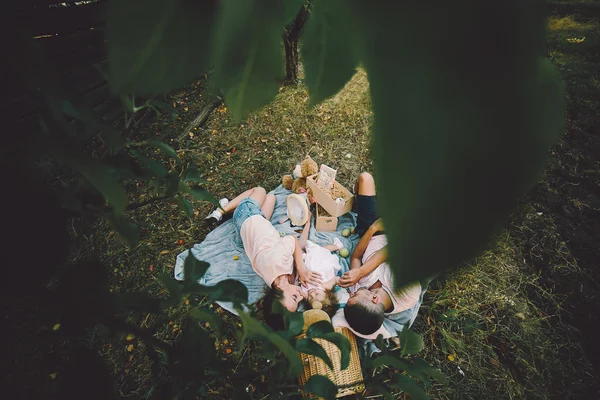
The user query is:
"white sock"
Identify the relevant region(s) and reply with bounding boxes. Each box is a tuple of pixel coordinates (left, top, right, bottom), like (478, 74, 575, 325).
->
(205, 209, 223, 221)
(333, 237, 344, 251)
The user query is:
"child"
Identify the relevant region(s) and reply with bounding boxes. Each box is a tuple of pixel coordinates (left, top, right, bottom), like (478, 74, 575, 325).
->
(296, 211, 350, 317)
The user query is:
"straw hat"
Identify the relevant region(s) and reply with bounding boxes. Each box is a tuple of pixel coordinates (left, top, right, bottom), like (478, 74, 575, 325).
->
(286, 193, 309, 226)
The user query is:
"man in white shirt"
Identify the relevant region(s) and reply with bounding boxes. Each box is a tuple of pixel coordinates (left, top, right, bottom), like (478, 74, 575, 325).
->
(338, 173, 421, 335)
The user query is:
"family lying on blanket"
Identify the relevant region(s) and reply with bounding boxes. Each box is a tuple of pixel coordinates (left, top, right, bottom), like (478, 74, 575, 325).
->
(203, 172, 422, 336)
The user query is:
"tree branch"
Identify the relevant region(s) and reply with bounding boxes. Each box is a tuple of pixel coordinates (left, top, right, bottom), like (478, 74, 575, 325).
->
(176, 97, 222, 142)
(126, 194, 172, 211)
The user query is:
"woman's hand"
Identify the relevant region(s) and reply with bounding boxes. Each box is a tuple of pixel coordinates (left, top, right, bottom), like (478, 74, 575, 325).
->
(369, 218, 384, 234)
(299, 269, 323, 287)
(338, 268, 364, 288)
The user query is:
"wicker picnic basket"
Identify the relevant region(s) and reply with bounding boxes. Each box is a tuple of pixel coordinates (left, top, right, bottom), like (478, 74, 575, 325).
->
(297, 302, 365, 398)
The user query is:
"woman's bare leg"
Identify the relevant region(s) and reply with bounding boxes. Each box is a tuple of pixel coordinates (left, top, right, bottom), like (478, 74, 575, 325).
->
(261, 193, 276, 221)
(221, 187, 266, 214)
(249, 187, 267, 207)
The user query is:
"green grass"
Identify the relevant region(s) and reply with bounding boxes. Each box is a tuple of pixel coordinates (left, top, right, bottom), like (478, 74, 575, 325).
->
(9, 11, 600, 400)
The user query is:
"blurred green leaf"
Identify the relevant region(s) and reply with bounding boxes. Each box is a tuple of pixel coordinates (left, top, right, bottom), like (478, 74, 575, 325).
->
(374, 333, 386, 353)
(112, 292, 161, 314)
(181, 382, 203, 400)
(352, 1, 563, 287)
(301, 0, 358, 105)
(183, 250, 209, 282)
(130, 149, 168, 178)
(284, 310, 305, 337)
(238, 311, 303, 376)
(205, 279, 248, 307)
(405, 366, 431, 389)
(374, 384, 396, 400)
(190, 307, 223, 335)
(107, 0, 217, 94)
(120, 94, 134, 113)
(238, 309, 270, 341)
(176, 195, 194, 217)
(398, 329, 424, 357)
(371, 355, 409, 371)
(106, 152, 149, 180)
(57, 346, 117, 400)
(296, 338, 333, 369)
(284, 0, 306, 25)
(109, 215, 139, 246)
(183, 164, 205, 183)
(317, 332, 351, 370)
(61, 99, 126, 155)
(174, 320, 214, 380)
(304, 375, 337, 400)
(75, 161, 128, 214)
(306, 320, 334, 338)
(165, 171, 180, 197)
(190, 187, 219, 205)
(56, 262, 111, 334)
(146, 99, 177, 119)
(146, 138, 179, 160)
(213, 0, 284, 121)
(158, 274, 182, 305)
(392, 375, 428, 400)
(410, 358, 449, 385)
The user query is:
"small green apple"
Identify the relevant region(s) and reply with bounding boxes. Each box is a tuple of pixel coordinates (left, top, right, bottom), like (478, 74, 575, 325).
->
(339, 247, 350, 258)
(341, 228, 351, 237)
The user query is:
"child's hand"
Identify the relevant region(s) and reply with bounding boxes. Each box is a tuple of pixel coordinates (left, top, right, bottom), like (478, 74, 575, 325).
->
(299, 269, 322, 287)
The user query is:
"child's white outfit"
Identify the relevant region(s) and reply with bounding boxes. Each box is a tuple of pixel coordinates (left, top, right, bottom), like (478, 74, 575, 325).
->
(295, 240, 350, 306)
(298, 240, 341, 294)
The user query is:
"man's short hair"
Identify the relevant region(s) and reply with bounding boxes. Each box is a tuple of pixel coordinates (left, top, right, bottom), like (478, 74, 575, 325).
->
(344, 300, 385, 335)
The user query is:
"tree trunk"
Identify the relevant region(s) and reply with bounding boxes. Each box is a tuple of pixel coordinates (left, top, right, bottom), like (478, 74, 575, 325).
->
(283, 3, 310, 85)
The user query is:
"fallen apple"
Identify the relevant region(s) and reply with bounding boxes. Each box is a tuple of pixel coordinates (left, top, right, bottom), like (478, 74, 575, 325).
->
(339, 248, 350, 258)
(341, 228, 351, 237)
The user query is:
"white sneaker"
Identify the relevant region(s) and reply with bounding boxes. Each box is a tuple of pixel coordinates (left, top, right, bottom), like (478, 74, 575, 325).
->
(204, 198, 229, 222)
(205, 209, 223, 221)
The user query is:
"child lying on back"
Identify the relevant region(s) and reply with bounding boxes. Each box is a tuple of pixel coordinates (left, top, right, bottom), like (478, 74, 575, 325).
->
(295, 211, 350, 317)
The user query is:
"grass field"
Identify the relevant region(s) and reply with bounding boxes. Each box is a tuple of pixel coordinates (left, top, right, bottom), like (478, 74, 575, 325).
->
(6, 11, 600, 400)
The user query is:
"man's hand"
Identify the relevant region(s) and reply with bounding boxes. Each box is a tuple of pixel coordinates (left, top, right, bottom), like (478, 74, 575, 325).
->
(299, 269, 323, 287)
(338, 268, 363, 288)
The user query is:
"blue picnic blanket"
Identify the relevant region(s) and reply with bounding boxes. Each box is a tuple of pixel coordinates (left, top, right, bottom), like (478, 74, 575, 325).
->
(174, 185, 359, 314)
(173, 184, 427, 358)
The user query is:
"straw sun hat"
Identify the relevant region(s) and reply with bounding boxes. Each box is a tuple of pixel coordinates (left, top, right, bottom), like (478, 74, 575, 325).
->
(286, 193, 310, 226)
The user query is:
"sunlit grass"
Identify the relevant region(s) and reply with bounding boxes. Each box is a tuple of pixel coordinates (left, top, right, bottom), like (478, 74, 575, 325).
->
(548, 15, 595, 31)
(63, 14, 600, 399)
